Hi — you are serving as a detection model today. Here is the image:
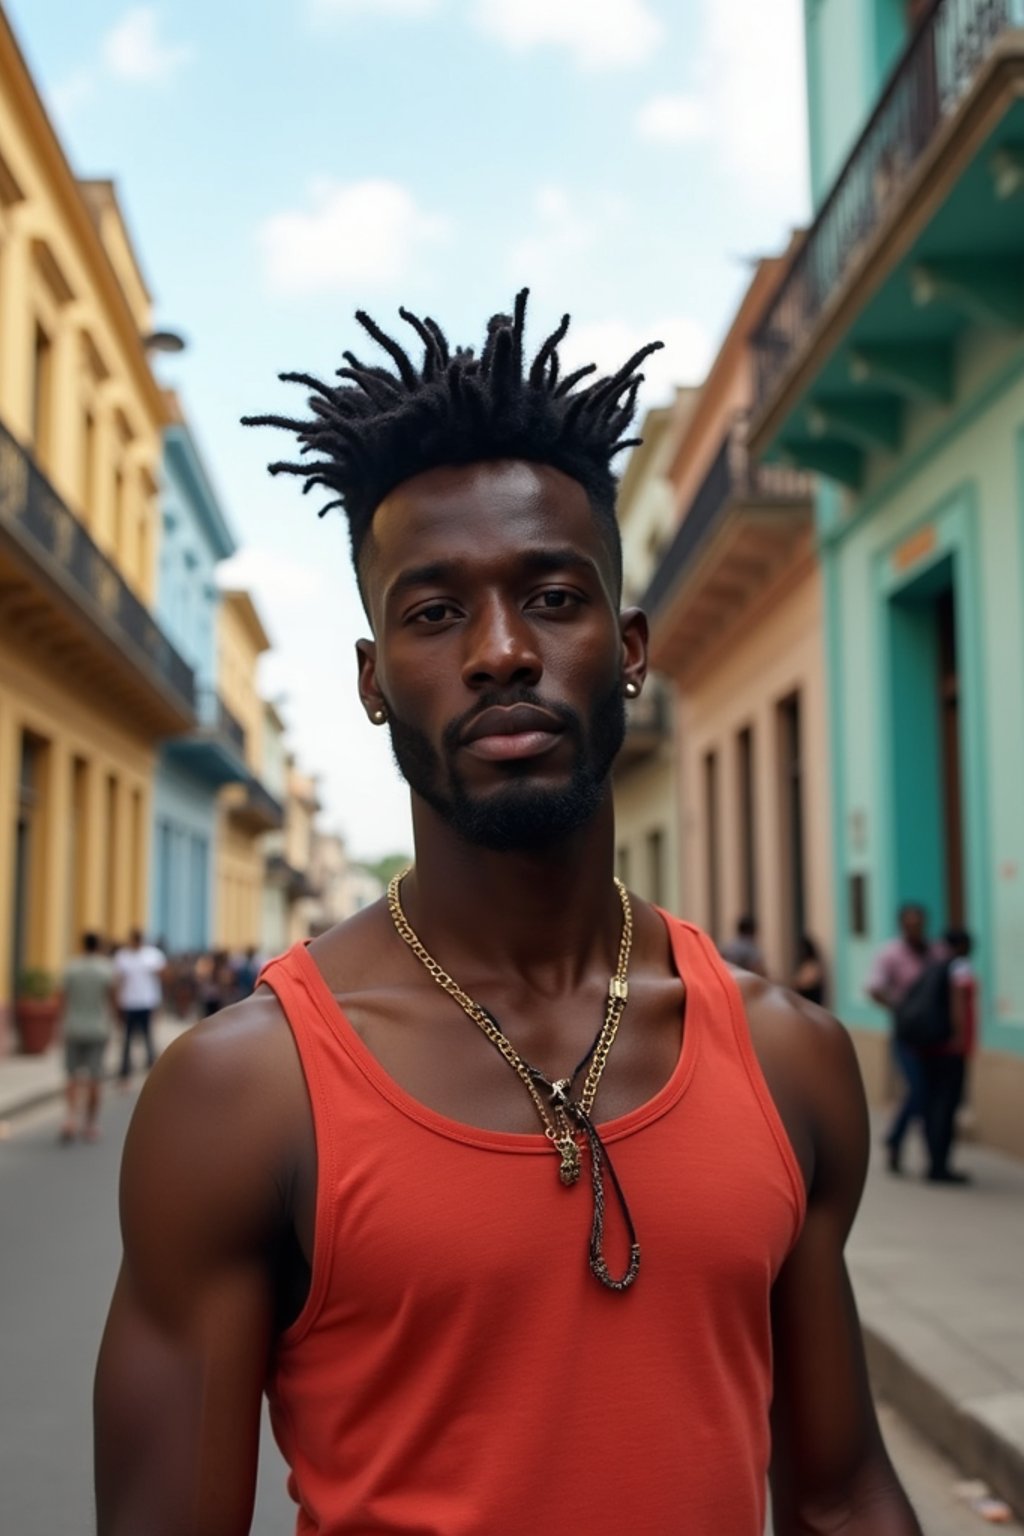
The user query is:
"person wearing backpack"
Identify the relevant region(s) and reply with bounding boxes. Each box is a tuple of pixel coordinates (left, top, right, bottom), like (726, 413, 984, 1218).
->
(866, 903, 942, 1173)
(919, 928, 975, 1184)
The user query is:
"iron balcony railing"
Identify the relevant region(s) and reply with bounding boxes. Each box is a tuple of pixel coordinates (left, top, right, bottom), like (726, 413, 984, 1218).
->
(0, 418, 195, 709)
(754, 0, 1017, 405)
(196, 686, 246, 757)
(642, 415, 811, 619)
(240, 773, 285, 829)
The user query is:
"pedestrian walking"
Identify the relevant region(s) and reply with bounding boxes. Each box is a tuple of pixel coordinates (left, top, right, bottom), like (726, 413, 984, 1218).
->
(718, 913, 767, 976)
(96, 294, 921, 1534)
(111, 929, 166, 1081)
(866, 903, 941, 1173)
(917, 927, 976, 1184)
(58, 931, 116, 1143)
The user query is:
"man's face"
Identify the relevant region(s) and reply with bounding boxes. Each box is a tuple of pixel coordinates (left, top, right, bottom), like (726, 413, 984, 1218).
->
(900, 906, 927, 946)
(357, 461, 646, 852)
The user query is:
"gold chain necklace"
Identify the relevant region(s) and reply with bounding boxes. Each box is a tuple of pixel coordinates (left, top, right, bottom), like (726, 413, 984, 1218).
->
(386, 869, 641, 1292)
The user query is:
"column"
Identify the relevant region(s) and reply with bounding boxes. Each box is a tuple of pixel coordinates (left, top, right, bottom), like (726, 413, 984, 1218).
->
(90, 386, 118, 555)
(132, 778, 152, 934)
(39, 734, 72, 976)
(48, 309, 83, 507)
(109, 773, 133, 943)
(0, 701, 20, 1038)
(77, 756, 107, 932)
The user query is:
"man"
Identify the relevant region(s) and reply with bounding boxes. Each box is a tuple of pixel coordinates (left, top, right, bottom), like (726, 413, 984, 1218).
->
(111, 928, 166, 1081)
(719, 913, 767, 976)
(867, 902, 939, 1173)
(59, 931, 116, 1142)
(919, 927, 976, 1185)
(96, 295, 921, 1534)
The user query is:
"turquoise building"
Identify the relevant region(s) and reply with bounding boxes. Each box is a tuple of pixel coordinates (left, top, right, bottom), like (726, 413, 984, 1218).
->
(150, 405, 245, 952)
(750, 1, 1024, 1153)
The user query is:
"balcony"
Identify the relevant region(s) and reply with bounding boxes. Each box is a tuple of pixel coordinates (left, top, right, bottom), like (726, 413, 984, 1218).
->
(227, 773, 285, 833)
(0, 419, 195, 733)
(266, 851, 319, 902)
(750, 0, 1024, 476)
(642, 416, 813, 679)
(165, 686, 247, 786)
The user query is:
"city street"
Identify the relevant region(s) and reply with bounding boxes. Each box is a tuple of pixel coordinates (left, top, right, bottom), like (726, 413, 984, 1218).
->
(1, 1081, 1019, 1536)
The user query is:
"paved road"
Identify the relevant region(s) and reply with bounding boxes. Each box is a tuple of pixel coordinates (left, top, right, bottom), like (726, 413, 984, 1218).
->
(1, 1082, 1019, 1535)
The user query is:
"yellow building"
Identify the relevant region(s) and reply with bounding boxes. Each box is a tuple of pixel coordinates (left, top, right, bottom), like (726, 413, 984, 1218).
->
(215, 590, 283, 949)
(0, 10, 194, 1038)
(613, 390, 697, 912)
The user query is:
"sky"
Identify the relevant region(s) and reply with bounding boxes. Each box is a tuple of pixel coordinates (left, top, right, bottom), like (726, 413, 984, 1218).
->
(8, 0, 810, 861)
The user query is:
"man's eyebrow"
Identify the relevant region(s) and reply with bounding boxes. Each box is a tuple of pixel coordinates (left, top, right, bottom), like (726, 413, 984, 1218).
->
(386, 561, 456, 602)
(385, 548, 598, 604)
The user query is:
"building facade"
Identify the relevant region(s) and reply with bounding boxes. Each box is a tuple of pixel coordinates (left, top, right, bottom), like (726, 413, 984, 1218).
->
(0, 10, 195, 1037)
(642, 259, 826, 984)
(215, 590, 283, 950)
(613, 392, 694, 911)
(750, 0, 1024, 1149)
(150, 398, 243, 953)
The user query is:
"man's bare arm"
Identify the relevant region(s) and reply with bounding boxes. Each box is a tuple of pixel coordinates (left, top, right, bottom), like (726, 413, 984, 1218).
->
(765, 995, 922, 1535)
(95, 996, 303, 1536)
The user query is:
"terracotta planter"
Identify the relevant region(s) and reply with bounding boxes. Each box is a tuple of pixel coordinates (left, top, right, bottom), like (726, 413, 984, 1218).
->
(14, 998, 61, 1055)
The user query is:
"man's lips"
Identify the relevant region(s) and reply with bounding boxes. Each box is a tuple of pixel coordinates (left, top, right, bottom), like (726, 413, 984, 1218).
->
(460, 704, 565, 762)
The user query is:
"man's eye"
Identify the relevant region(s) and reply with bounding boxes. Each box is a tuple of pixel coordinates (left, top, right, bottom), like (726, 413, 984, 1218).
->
(413, 602, 455, 624)
(530, 589, 577, 610)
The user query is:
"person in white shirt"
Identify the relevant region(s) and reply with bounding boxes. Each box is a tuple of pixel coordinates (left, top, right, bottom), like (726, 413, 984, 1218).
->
(112, 929, 166, 1081)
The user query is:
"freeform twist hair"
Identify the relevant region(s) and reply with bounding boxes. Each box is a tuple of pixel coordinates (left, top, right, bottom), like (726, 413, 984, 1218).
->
(242, 289, 662, 581)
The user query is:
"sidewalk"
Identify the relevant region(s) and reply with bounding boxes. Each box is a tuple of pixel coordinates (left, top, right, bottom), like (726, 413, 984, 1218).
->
(850, 1126, 1024, 1514)
(0, 1014, 187, 1124)
(1, 1040, 1021, 1511)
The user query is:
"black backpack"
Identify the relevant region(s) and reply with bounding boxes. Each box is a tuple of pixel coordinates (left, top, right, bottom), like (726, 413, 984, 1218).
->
(894, 959, 953, 1049)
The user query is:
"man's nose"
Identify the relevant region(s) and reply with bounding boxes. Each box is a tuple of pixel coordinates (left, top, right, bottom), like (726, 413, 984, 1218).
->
(461, 598, 542, 691)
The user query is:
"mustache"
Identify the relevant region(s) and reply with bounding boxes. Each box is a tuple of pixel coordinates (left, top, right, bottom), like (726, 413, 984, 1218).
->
(440, 689, 584, 757)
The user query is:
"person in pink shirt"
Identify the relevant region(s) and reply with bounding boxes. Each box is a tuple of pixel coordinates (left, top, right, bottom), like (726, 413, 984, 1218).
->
(866, 903, 942, 1173)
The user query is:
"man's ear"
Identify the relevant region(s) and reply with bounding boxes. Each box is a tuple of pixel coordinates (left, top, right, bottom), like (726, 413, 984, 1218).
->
(356, 638, 387, 724)
(619, 607, 649, 696)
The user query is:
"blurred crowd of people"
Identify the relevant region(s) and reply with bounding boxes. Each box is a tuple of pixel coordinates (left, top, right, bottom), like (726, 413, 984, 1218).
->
(57, 930, 266, 1143)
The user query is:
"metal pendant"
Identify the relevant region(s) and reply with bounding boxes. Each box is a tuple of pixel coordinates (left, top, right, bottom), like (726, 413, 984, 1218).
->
(557, 1136, 581, 1186)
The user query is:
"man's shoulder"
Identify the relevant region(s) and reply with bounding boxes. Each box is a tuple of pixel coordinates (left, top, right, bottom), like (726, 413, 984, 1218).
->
(130, 990, 308, 1176)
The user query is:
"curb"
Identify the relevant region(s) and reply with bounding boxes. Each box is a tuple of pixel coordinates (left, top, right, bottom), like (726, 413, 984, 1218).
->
(864, 1323, 1024, 1515)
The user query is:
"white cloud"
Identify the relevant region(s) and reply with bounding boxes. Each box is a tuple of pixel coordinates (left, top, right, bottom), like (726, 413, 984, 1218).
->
(310, 0, 438, 16)
(638, 0, 807, 210)
(635, 93, 708, 146)
(49, 6, 190, 119)
(102, 7, 191, 82)
(697, 0, 808, 208)
(472, 0, 662, 70)
(559, 316, 714, 409)
(259, 177, 450, 297)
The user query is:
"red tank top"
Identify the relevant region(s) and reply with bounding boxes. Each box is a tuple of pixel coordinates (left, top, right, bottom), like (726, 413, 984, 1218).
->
(260, 913, 805, 1535)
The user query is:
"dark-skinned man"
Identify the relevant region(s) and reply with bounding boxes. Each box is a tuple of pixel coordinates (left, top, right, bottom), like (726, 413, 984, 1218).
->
(95, 293, 921, 1536)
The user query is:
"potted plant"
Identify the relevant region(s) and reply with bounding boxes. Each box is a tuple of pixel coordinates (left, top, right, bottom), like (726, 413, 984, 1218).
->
(14, 968, 61, 1055)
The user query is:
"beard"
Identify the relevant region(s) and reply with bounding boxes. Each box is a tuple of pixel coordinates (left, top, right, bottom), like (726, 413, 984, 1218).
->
(385, 681, 626, 852)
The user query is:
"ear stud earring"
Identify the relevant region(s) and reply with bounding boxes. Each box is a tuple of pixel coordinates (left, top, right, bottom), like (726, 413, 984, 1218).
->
(372, 707, 388, 724)
(624, 681, 640, 698)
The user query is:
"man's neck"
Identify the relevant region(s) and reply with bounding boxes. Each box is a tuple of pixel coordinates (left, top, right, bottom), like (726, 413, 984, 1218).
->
(402, 796, 623, 989)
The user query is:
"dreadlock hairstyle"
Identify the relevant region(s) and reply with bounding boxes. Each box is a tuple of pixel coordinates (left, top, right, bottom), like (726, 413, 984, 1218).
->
(242, 289, 662, 594)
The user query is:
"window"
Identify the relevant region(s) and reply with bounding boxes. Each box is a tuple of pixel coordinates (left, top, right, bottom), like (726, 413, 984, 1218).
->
(704, 749, 720, 941)
(737, 725, 757, 920)
(32, 322, 54, 471)
(777, 693, 806, 971)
